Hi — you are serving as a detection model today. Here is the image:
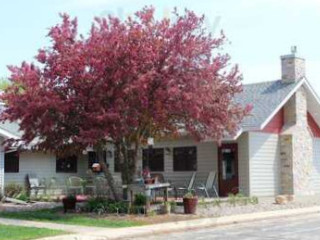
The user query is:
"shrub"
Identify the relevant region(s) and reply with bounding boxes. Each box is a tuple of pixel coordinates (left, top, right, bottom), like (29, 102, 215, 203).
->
(228, 193, 237, 207)
(85, 197, 129, 214)
(5, 183, 23, 198)
(250, 196, 259, 205)
(134, 193, 147, 206)
(170, 201, 177, 212)
(86, 197, 108, 212)
(16, 192, 29, 202)
(183, 191, 197, 199)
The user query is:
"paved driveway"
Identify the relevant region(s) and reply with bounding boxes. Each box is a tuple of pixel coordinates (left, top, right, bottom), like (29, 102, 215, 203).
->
(124, 213, 320, 240)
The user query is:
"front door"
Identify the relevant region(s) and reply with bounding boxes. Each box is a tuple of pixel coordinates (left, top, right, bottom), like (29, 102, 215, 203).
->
(218, 143, 239, 196)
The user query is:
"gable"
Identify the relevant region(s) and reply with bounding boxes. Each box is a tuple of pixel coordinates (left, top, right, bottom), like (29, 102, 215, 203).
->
(308, 112, 320, 138)
(235, 80, 300, 131)
(260, 108, 284, 134)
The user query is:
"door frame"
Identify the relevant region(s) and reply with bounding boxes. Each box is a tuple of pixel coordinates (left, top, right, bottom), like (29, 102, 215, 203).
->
(217, 143, 239, 196)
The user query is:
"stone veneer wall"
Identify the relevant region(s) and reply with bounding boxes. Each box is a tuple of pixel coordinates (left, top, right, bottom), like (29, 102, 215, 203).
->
(280, 134, 294, 195)
(281, 55, 305, 82)
(280, 86, 314, 195)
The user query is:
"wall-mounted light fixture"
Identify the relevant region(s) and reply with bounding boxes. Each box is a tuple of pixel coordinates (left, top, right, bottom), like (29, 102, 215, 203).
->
(165, 147, 171, 155)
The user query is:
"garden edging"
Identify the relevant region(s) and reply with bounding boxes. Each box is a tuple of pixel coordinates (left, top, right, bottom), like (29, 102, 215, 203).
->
(38, 205, 320, 240)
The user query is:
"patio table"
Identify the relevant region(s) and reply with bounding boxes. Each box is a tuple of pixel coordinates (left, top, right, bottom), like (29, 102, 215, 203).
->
(127, 182, 171, 204)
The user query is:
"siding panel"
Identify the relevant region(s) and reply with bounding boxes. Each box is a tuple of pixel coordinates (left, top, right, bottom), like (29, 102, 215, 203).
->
(4, 152, 89, 187)
(237, 133, 250, 196)
(109, 138, 218, 189)
(312, 138, 320, 192)
(249, 132, 280, 196)
(141, 139, 218, 188)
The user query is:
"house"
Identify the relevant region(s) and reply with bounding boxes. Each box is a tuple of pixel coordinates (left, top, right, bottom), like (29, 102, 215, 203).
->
(1, 48, 320, 197)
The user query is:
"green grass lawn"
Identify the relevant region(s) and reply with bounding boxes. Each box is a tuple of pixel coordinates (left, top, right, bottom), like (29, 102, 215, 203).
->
(0, 208, 145, 228)
(0, 224, 65, 240)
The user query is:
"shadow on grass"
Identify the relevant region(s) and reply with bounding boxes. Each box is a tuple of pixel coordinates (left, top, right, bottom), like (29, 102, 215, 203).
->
(0, 208, 145, 228)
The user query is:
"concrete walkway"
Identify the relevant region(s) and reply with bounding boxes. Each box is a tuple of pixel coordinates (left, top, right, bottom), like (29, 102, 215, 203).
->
(1, 206, 317, 240)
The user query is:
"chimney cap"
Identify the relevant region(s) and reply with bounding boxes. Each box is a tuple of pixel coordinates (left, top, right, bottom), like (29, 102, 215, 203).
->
(281, 46, 304, 60)
(291, 46, 297, 54)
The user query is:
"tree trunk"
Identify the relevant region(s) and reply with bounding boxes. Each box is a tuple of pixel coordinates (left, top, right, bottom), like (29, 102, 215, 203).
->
(96, 148, 120, 201)
(118, 140, 139, 185)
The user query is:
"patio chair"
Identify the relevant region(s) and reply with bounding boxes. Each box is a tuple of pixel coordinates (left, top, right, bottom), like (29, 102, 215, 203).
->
(27, 173, 46, 197)
(48, 177, 63, 196)
(196, 171, 219, 198)
(67, 176, 84, 195)
(174, 172, 197, 198)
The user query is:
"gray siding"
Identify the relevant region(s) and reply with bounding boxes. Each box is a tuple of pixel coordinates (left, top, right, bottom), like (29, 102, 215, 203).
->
(110, 138, 218, 188)
(249, 132, 280, 196)
(311, 138, 320, 193)
(237, 133, 250, 196)
(4, 152, 89, 187)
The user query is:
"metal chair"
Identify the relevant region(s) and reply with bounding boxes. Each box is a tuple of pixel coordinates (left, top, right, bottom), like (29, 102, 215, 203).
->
(67, 176, 84, 195)
(27, 173, 46, 197)
(174, 172, 197, 198)
(196, 171, 219, 198)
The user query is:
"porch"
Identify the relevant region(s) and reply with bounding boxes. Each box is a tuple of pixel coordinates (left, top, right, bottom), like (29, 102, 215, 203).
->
(0, 131, 284, 198)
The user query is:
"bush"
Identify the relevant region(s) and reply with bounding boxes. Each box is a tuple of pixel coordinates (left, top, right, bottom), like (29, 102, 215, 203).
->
(16, 192, 29, 202)
(5, 183, 23, 198)
(134, 193, 147, 206)
(85, 197, 129, 214)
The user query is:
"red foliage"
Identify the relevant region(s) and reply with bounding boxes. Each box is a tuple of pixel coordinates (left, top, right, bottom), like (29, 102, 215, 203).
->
(1, 7, 251, 153)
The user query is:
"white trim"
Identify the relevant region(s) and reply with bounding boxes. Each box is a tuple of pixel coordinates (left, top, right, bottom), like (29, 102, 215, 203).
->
(259, 79, 306, 130)
(0, 127, 19, 140)
(224, 129, 243, 141)
(304, 78, 320, 106)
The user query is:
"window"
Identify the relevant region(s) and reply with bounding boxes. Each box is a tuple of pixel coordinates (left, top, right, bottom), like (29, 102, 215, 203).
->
(142, 148, 164, 172)
(56, 155, 77, 173)
(173, 147, 197, 171)
(5, 151, 19, 173)
(114, 149, 134, 172)
(88, 151, 106, 169)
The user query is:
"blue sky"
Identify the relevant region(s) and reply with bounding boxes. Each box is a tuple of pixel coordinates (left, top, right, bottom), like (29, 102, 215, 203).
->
(1, 0, 320, 92)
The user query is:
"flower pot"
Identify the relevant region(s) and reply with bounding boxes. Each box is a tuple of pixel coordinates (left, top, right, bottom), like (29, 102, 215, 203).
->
(183, 197, 198, 214)
(62, 197, 76, 213)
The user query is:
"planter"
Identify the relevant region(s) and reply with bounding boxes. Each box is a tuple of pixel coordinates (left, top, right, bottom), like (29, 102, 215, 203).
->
(183, 197, 198, 214)
(62, 197, 76, 213)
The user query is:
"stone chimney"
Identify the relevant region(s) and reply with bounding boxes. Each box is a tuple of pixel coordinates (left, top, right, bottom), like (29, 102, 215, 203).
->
(281, 46, 305, 82)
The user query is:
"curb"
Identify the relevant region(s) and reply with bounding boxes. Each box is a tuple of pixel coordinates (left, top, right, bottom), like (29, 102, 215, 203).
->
(39, 206, 320, 240)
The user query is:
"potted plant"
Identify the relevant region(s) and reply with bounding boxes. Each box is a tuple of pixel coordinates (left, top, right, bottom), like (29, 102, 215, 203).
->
(62, 195, 77, 213)
(183, 191, 198, 214)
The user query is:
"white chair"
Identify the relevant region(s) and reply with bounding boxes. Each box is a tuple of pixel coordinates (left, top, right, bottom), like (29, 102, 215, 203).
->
(197, 171, 219, 198)
(27, 173, 46, 196)
(174, 172, 197, 198)
(67, 176, 84, 195)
